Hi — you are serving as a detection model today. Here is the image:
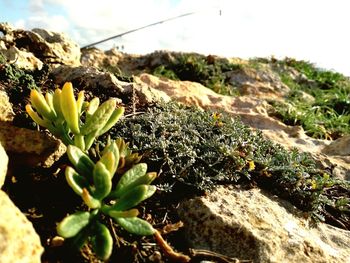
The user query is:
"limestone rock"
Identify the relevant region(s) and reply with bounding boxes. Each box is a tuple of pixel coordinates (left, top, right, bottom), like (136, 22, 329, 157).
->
(0, 121, 66, 167)
(322, 135, 350, 156)
(178, 186, 350, 263)
(81, 48, 177, 75)
(0, 141, 8, 188)
(0, 190, 43, 263)
(0, 90, 14, 122)
(51, 65, 127, 94)
(227, 65, 290, 100)
(32, 28, 81, 66)
(0, 22, 80, 69)
(0, 46, 43, 70)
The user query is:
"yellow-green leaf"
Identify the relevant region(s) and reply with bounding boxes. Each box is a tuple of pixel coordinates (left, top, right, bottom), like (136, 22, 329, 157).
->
(30, 89, 56, 120)
(60, 82, 80, 134)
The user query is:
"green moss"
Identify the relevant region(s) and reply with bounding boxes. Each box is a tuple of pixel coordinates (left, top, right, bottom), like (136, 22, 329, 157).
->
(0, 53, 51, 128)
(103, 101, 349, 229)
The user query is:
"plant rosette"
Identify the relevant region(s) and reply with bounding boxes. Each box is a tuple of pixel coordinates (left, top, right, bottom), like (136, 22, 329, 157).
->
(57, 141, 157, 260)
(26, 82, 124, 151)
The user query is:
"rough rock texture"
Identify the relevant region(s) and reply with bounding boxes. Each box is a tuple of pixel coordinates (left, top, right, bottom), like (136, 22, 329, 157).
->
(178, 186, 350, 263)
(0, 190, 43, 263)
(0, 121, 66, 167)
(0, 142, 8, 188)
(322, 135, 350, 156)
(81, 48, 177, 75)
(0, 90, 14, 122)
(0, 22, 80, 69)
(227, 65, 290, 100)
(51, 65, 127, 94)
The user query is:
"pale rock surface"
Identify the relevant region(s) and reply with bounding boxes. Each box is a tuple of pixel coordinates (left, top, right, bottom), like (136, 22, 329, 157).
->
(51, 65, 127, 94)
(178, 186, 350, 263)
(0, 45, 43, 70)
(0, 190, 43, 263)
(0, 90, 14, 122)
(227, 65, 290, 100)
(0, 22, 80, 68)
(81, 48, 177, 75)
(0, 141, 8, 188)
(322, 135, 350, 156)
(0, 121, 66, 167)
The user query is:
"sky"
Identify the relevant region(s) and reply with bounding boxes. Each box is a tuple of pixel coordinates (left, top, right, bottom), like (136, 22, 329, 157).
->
(1, 0, 350, 76)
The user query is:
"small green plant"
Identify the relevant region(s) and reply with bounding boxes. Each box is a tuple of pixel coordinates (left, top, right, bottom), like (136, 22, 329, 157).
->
(26, 82, 124, 151)
(57, 140, 157, 260)
(25, 84, 161, 260)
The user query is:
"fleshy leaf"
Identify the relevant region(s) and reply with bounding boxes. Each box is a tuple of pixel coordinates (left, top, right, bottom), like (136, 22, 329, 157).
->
(101, 141, 120, 177)
(30, 89, 56, 120)
(26, 104, 52, 129)
(91, 222, 113, 260)
(109, 172, 156, 199)
(92, 161, 112, 200)
(80, 99, 116, 135)
(85, 97, 100, 122)
(57, 211, 90, 238)
(60, 82, 80, 134)
(112, 163, 147, 198)
(114, 217, 155, 236)
(82, 188, 101, 209)
(97, 107, 125, 136)
(67, 145, 95, 180)
(107, 185, 154, 211)
(52, 88, 64, 120)
(99, 151, 115, 176)
(76, 90, 85, 115)
(65, 166, 89, 196)
(108, 209, 139, 218)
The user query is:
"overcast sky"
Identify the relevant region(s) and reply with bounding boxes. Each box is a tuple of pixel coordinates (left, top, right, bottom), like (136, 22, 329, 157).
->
(1, 0, 350, 76)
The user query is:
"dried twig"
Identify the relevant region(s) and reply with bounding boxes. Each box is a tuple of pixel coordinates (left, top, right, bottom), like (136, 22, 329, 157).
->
(154, 230, 191, 262)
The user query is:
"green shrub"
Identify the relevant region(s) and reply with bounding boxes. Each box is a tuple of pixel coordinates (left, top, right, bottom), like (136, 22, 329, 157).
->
(106, 101, 349, 228)
(152, 53, 241, 95)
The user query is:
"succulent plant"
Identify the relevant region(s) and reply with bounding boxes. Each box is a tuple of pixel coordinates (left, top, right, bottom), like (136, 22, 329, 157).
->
(57, 140, 157, 260)
(26, 82, 124, 151)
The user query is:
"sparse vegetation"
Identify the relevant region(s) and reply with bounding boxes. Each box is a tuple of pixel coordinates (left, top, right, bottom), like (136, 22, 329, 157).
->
(106, 101, 350, 229)
(255, 57, 350, 139)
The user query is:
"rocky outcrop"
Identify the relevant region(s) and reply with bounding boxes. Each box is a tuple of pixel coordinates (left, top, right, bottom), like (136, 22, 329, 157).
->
(0, 142, 8, 188)
(0, 141, 43, 262)
(0, 121, 66, 168)
(0, 90, 14, 122)
(0, 86, 65, 168)
(0, 190, 43, 263)
(178, 186, 350, 263)
(227, 64, 290, 100)
(51, 65, 127, 94)
(0, 22, 80, 69)
(81, 48, 177, 75)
